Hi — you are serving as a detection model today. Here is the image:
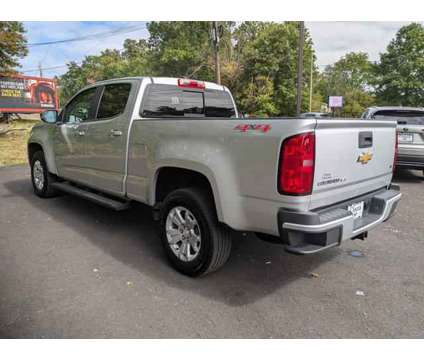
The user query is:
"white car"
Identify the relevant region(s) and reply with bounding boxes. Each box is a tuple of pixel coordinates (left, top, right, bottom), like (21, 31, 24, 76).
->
(362, 106, 424, 174)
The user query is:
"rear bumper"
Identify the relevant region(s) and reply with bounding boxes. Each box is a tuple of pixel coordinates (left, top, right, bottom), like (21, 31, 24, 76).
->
(397, 154, 424, 169)
(278, 185, 402, 255)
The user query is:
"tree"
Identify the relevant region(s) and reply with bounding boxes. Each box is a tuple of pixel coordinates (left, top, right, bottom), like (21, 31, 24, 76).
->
(147, 21, 234, 81)
(59, 39, 150, 103)
(375, 23, 424, 106)
(58, 21, 316, 116)
(0, 21, 28, 74)
(233, 22, 315, 116)
(59, 21, 239, 104)
(316, 52, 375, 117)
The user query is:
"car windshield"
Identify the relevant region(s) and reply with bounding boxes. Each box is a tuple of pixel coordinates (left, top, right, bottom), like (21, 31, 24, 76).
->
(373, 110, 424, 125)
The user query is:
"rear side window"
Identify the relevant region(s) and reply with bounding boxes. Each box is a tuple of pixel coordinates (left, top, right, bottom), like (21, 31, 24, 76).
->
(205, 90, 236, 117)
(97, 83, 131, 119)
(141, 84, 236, 118)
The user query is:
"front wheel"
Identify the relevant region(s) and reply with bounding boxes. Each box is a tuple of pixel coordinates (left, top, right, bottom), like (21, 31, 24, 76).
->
(159, 188, 232, 277)
(30, 150, 59, 198)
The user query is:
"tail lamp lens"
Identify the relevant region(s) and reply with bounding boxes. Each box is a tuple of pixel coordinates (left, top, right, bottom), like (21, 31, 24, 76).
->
(278, 132, 315, 195)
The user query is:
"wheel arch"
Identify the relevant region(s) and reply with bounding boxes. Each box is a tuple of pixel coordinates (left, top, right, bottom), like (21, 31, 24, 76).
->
(27, 141, 58, 175)
(28, 142, 44, 164)
(152, 165, 224, 222)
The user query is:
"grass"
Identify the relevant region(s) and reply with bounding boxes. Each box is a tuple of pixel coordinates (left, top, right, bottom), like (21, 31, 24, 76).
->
(0, 118, 39, 167)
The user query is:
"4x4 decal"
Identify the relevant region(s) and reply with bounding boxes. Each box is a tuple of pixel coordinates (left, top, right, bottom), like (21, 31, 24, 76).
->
(234, 123, 272, 133)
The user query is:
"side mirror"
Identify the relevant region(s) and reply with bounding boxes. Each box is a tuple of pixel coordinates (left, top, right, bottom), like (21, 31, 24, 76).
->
(40, 110, 58, 124)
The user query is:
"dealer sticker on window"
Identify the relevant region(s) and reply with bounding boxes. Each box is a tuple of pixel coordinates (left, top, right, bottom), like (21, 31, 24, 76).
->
(348, 201, 364, 219)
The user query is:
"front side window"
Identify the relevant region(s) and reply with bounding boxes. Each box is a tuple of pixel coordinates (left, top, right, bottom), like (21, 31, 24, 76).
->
(97, 83, 132, 119)
(64, 88, 97, 124)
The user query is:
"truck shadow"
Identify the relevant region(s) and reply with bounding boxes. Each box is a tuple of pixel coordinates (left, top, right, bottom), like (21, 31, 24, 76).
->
(4, 178, 338, 307)
(393, 168, 423, 183)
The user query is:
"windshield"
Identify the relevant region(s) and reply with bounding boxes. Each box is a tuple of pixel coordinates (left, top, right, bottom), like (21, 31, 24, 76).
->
(373, 110, 424, 125)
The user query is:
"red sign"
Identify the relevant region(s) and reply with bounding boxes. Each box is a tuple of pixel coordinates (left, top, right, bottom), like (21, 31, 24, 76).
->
(0, 75, 59, 114)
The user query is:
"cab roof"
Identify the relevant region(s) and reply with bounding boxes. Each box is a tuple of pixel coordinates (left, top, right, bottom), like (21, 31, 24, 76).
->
(91, 76, 226, 91)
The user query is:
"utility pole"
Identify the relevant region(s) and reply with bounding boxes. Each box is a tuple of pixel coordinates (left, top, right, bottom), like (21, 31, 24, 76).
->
(212, 21, 221, 84)
(296, 21, 305, 116)
(309, 51, 313, 112)
(38, 62, 43, 78)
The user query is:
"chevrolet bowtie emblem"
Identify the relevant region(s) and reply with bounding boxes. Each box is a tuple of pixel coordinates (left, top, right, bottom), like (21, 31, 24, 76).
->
(357, 151, 373, 165)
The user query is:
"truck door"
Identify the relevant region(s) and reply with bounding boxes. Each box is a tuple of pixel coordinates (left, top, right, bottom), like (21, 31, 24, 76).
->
(53, 86, 98, 184)
(82, 82, 134, 195)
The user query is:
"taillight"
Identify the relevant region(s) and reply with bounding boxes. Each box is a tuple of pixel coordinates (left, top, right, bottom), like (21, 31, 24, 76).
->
(278, 132, 315, 195)
(393, 131, 398, 173)
(178, 78, 205, 89)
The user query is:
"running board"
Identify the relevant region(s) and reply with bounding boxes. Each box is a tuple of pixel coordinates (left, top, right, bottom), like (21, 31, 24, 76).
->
(52, 182, 131, 211)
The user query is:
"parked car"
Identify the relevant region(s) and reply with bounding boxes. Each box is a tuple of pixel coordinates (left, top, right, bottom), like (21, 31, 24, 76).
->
(362, 106, 424, 174)
(28, 77, 401, 276)
(300, 112, 330, 119)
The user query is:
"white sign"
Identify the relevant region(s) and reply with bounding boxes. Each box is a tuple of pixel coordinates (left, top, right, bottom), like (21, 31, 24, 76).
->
(329, 96, 343, 108)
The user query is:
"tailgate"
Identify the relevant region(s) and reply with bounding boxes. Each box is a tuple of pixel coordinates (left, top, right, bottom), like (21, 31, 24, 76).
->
(309, 119, 396, 210)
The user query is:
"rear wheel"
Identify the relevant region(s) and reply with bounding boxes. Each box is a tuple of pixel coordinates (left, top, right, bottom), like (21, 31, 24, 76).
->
(30, 150, 59, 198)
(159, 188, 232, 277)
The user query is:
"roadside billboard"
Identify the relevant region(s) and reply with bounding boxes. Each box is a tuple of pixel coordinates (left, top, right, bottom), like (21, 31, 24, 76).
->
(0, 75, 59, 114)
(328, 96, 343, 108)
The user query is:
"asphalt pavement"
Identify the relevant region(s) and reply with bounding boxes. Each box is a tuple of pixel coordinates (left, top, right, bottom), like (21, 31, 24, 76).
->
(0, 165, 423, 338)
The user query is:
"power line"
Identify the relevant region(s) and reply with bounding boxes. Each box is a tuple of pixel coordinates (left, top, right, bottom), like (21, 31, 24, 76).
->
(21, 44, 129, 74)
(21, 64, 75, 73)
(28, 24, 147, 47)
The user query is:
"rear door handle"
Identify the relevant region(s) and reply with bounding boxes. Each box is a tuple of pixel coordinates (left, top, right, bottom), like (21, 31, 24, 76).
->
(110, 129, 123, 137)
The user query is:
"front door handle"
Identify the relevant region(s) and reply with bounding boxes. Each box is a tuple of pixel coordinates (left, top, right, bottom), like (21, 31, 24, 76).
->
(110, 129, 123, 137)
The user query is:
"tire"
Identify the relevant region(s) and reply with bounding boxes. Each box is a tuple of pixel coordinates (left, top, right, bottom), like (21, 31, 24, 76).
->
(159, 187, 232, 277)
(30, 150, 59, 198)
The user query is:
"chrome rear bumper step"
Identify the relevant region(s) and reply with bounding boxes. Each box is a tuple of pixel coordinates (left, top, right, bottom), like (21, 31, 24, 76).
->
(278, 187, 402, 255)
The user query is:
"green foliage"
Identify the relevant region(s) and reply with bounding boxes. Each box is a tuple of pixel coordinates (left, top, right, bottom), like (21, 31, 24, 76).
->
(147, 21, 235, 80)
(0, 22, 28, 74)
(57, 22, 424, 117)
(58, 22, 316, 114)
(233, 22, 315, 116)
(316, 52, 376, 117)
(59, 39, 150, 103)
(147, 21, 213, 80)
(375, 23, 424, 106)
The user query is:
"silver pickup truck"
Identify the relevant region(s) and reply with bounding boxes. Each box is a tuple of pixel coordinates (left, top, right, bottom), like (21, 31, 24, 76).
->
(28, 77, 401, 276)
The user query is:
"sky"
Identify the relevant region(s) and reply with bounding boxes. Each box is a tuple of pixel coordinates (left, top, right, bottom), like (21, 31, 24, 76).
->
(20, 21, 149, 77)
(20, 21, 418, 78)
